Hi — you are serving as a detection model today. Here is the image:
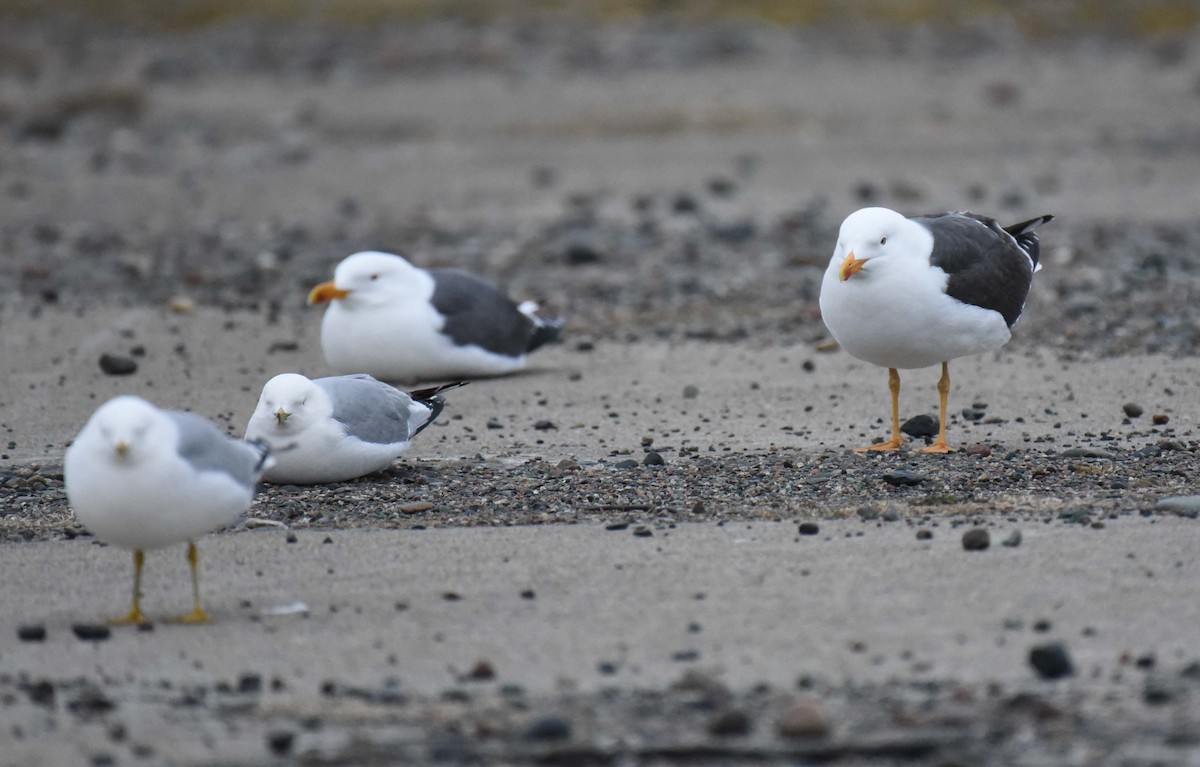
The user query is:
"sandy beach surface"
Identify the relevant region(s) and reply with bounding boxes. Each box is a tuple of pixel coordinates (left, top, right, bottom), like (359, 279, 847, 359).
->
(2, 6, 1199, 765)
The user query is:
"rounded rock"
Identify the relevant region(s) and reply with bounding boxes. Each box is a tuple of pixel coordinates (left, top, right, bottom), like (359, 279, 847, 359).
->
(962, 528, 990, 551)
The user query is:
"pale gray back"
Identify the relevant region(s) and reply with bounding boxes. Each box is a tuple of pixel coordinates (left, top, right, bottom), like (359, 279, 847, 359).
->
(316, 374, 418, 445)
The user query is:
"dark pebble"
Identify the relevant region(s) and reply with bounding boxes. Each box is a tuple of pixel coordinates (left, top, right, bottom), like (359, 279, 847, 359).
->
(520, 589, 535, 600)
(672, 649, 700, 662)
(633, 526, 653, 538)
(533, 420, 557, 431)
(72, 624, 112, 641)
(916, 529, 933, 540)
(856, 506, 878, 521)
(965, 443, 992, 457)
(682, 384, 699, 399)
(98, 354, 137, 376)
(961, 407, 987, 422)
(25, 680, 55, 707)
(1029, 643, 1075, 679)
(1152, 414, 1170, 425)
(962, 528, 990, 551)
(1123, 403, 1144, 418)
(597, 661, 618, 675)
(613, 459, 639, 470)
(643, 452, 665, 466)
(798, 522, 819, 536)
(18, 624, 46, 642)
(523, 716, 572, 741)
(708, 709, 753, 737)
(900, 415, 938, 438)
(266, 731, 295, 756)
(286, 531, 298, 544)
(605, 522, 630, 531)
(1033, 619, 1052, 632)
(466, 661, 496, 681)
(1135, 653, 1156, 669)
(882, 470, 925, 486)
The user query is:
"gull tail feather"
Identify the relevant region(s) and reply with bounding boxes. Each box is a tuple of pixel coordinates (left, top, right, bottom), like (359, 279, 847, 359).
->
(1004, 214, 1054, 270)
(408, 381, 469, 437)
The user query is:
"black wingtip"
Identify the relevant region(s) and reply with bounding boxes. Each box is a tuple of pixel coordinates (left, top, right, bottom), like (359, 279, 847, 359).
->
(527, 317, 564, 353)
(408, 381, 469, 437)
(246, 438, 273, 474)
(1003, 214, 1054, 236)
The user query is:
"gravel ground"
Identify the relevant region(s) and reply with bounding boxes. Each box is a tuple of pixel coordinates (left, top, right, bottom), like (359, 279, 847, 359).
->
(2, 8, 1200, 766)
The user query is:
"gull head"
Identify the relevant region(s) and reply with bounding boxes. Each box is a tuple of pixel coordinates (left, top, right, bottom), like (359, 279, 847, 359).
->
(831, 207, 926, 281)
(80, 395, 171, 466)
(251, 374, 330, 437)
(307, 251, 423, 308)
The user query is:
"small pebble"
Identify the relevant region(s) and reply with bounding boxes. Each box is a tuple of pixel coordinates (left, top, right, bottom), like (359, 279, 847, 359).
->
(1122, 403, 1144, 418)
(916, 529, 933, 540)
(965, 443, 992, 457)
(962, 528, 990, 551)
(18, 624, 47, 642)
(266, 731, 294, 756)
(774, 699, 831, 739)
(707, 709, 752, 737)
(643, 452, 665, 466)
(98, 354, 137, 376)
(523, 716, 572, 741)
(798, 522, 819, 536)
(900, 415, 937, 438)
(882, 470, 925, 486)
(400, 502, 435, 514)
(72, 624, 112, 641)
(1152, 413, 1169, 425)
(1029, 643, 1075, 679)
(682, 385, 699, 399)
(1001, 530, 1022, 547)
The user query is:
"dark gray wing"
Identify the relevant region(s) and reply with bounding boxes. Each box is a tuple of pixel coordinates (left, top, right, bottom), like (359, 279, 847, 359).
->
(914, 211, 1047, 328)
(168, 411, 266, 490)
(428, 269, 538, 357)
(315, 374, 415, 445)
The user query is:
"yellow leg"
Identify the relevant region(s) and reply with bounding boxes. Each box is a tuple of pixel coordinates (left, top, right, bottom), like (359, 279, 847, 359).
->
(111, 549, 147, 624)
(919, 361, 953, 454)
(166, 542, 211, 624)
(855, 368, 905, 452)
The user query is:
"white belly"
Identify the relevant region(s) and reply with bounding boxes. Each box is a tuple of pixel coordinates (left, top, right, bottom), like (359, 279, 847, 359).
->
(321, 302, 525, 383)
(819, 260, 1013, 370)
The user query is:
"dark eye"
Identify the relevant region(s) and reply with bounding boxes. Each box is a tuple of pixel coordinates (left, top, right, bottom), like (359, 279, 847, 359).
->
(880, 237, 887, 245)
(369, 273, 379, 281)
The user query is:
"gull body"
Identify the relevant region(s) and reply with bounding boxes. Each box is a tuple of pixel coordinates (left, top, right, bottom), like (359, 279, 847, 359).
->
(65, 395, 269, 623)
(308, 251, 562, 383)
(819, 207, 1051, 452)
(245, 373, 457, 485)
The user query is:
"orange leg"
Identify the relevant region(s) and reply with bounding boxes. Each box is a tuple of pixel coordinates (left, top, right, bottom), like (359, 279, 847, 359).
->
(111, 549, 147, 624)
(166, 542, 211, 624)
(919, 362, 953, 454)
(855, 367, 904, 452)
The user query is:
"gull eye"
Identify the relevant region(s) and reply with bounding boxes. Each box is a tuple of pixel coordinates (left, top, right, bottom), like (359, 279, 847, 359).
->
(369, 273, 379, 281)
(880, 236, 887, 245)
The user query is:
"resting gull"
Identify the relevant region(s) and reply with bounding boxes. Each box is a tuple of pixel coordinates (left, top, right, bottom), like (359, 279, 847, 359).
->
(245, 373, 461, 484)
(308, 251, 563, 383)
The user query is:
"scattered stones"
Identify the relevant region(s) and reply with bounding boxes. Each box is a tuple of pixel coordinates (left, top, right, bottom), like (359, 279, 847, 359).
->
(962, 528, 990, 551)
(98, 354, 137, 376)
(774, 699, 831, 739)
(882, 470, 925, 486)
(1122, 403, 1144, 418)
(1001, 530, 1022, 547)
(1029, 643, 1075, 680)
(17, 624, 46, 642)
(72, 624, 112, 641)
(798, 522, 819, 536)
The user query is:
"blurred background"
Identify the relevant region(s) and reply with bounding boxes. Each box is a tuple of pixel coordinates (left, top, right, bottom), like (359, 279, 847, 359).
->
(1, 0, 1199, 355)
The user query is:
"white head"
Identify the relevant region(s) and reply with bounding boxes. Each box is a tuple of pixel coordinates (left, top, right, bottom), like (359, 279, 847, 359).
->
(307, 251, 425, 309)
(74, 395, 174, 467)
(250, 373, 332, 438)
(831, 207, 931, 282)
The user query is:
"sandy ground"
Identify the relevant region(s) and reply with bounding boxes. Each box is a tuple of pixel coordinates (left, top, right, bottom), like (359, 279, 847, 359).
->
(2, 10, 1200, 766)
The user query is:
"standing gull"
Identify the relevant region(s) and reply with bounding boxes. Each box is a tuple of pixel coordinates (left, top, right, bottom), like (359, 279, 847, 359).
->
(308, 251, 563, 383)
(245, 373, 462, 485)
(64, 396, 270, 623)
(819, 207, 1053, 453)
